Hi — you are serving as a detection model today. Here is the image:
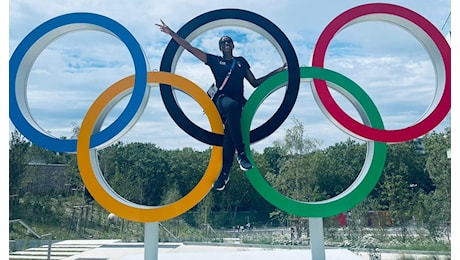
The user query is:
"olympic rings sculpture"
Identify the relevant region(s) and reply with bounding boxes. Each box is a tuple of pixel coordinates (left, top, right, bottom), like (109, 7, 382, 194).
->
(9, 3, 450, 222)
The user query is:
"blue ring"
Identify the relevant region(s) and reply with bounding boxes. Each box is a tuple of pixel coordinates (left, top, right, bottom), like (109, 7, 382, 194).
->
(9, 12, 148, 152)
(159, 8, 300, 146)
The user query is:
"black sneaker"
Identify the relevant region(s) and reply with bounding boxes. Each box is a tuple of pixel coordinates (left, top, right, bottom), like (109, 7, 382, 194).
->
(237, 152, 253, 171)
(221, 171, 230, 184)
(214, 176, 226, 191)
(214, 171, 229, 191)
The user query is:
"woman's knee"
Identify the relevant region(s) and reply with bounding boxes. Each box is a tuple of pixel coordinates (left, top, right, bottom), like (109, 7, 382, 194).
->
(227, 99, 239, 110)
(220, 97, 238, 113)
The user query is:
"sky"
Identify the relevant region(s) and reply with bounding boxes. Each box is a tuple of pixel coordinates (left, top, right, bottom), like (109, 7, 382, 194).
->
(4, 0, 457, 257)
(7, 0, 452, 154)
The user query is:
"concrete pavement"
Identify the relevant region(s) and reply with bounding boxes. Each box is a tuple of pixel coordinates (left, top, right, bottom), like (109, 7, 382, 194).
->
(61, 240, 363, 260)
(10, 239, 451, 260)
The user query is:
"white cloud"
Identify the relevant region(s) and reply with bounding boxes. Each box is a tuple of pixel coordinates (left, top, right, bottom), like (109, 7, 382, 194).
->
(8, 0, 451, 152)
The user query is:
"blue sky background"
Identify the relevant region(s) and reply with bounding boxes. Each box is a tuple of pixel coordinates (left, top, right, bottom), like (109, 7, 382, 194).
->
(4, 1, 457, 256)
(8, 0, 451, 153)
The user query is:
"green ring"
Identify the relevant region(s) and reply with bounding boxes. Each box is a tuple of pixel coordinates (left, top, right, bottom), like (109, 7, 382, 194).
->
(242, 66, 387, 217)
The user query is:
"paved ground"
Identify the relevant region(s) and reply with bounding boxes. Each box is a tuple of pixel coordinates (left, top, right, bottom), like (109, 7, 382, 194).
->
(61, 240, 363, 260)
(10, 239, 451, 260)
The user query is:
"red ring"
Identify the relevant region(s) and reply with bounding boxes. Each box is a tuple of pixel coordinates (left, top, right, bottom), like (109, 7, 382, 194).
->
(311, 3, 450, 142)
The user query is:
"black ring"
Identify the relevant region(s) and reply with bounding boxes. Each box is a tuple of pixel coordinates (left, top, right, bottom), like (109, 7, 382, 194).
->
(159, 8, 300, 146)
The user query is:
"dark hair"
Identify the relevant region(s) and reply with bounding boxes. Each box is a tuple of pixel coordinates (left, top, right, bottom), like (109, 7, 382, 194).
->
(219, 36, 233, 46)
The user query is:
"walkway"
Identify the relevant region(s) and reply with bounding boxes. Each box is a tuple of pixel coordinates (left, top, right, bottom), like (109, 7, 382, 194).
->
(9, 239, 451, 260)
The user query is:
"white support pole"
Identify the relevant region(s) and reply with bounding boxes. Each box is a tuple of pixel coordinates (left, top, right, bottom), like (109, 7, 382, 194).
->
(144, 222, 159, 260)
(309, 218, 325, 260)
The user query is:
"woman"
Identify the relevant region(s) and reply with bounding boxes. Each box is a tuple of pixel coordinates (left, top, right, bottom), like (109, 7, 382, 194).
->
(156, 20, 286, 191)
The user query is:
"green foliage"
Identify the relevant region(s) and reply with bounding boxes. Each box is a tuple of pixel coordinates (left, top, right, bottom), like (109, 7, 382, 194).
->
(262, 146, 284, 174)
(272, 117, 322, 156)
(421, 129, 450, 241)
(8, 124, 451, 253)
(99, 142, 170, 205)
(194, 193, 214, 225)
(266, 117, 325, 203)
(320, 139, 366, 197)
(9, 130, 30, 192)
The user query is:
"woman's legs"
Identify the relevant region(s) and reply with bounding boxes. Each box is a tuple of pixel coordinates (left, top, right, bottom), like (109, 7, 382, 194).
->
(216, 96, 252, 170)
(222, 127, 235, 174)
(214, 96, 252, 190)
(217, 96, 244, 153)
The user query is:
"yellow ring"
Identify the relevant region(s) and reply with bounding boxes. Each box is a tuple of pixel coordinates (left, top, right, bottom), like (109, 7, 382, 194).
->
(77, 71, 223, 222)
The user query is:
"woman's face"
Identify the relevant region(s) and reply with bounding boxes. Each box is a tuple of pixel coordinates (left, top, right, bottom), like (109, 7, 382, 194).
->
(219, 36, 234, 52)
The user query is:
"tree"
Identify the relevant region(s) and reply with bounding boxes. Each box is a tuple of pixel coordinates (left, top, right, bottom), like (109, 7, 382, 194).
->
(195, 192, 214, 226)
(264, 118, 324, 224)
(211, 158, 255, 226)
(382, 174, 412, 242)
(419, 128, 451, 241)
(262, 146, 284, 175)
(9, 130, 30, 194)
(378, 141, 432, 242)
(319, 139, 366, 198)
(375, 141, 430, 202)
(99, 142, 169, 206)
(270, 118, 323, 199)
(26, 144, 63, 164)
(272, 117, 322, 156)
(165, 148, 209, 197)
(424, 128, 450, 199)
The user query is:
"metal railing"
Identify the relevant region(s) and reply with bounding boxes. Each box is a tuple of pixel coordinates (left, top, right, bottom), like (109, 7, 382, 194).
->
(9, 219, 52, 260)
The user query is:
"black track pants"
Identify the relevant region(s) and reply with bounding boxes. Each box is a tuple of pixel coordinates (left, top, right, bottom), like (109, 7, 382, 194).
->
(215, 96, 245, 173)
